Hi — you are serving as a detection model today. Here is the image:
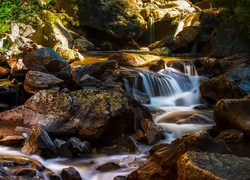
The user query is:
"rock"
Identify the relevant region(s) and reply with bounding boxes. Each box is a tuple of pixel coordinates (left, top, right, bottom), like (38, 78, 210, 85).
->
(96, 162, 121, 172)
(0, 156, 60, 179)
(0, 88, 152, 145)
(0, 135, 25, 146)
(56, 0, 146, 40)
(0, 84, 21, 109)
(108, 53, 161, 67)
(177, 151, 250, 180)
(71, 60, 118, 84)
(61, 167, 82, 180)
(74, 38, 94, 51)
(141, 119, 165, 145)
(23, 47, 69, 73)
(214, 98, 250, 136)
(199, 66, 250, 104)
(55, 45, 85, 64)
(54, 138, 72, 158)
(23, 70, 65, 94)
(68, 137, 92, 157)
(115, 135, 138, 153)
(127, 131, 230, 180)
(21, 124, 57, 158)
(214, 129, 245, 141)
(31, 10, 74, 49)
(79, 74, 103, 88)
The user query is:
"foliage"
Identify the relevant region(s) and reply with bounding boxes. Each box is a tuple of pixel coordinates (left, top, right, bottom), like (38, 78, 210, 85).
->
(0, 0, 40, 34)
(211, 0, 250, 38)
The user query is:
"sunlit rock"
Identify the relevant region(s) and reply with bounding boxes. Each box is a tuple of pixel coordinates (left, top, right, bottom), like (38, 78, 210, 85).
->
(108, 53, 161, 67)
(177, 151, 250, 180)
(127, 130, 230, 180)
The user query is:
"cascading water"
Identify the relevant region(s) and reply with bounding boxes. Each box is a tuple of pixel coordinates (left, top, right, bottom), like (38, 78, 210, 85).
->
(0, 56, 213, 180)
(147, 13, 155, 45)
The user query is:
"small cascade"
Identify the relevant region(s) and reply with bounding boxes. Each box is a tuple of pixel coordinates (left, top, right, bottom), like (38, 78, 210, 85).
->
(174, 12, 201, 36)
(168, 61, 198, 76)
(147, 13, 155, 44)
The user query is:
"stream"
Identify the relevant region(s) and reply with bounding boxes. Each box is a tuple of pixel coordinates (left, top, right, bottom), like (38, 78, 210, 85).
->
(0, 51, 215, 179)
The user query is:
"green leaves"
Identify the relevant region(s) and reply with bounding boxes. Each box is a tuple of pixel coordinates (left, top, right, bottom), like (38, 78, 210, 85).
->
(0, 0, 39, 33)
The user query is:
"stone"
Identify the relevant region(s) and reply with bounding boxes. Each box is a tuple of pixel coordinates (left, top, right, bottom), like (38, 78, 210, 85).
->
(127, 131, 230, 180)
(21, 124, 57, 158)
(96, 162, 121, 172)
(23, 71, 64, 94)
(61, 167, 82, 180)
(68, 137, 92, 157)
(177, 151, 250, 180)
(108, 53, 161, 67)
(214, 98, 250, 136)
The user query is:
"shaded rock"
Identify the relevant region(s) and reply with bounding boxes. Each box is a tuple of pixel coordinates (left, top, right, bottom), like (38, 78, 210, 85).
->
(57, 0, 146, 40)
(214, 129, 245, 141)
(71, 60, 118, 84)
(141, 119, 165, 145)
(23, 71, 64, 94)
(127, 131, 230, 180)
(61, 167, 82, 180)
(200, 66, 250, 104)
(79, 74, 103, 88)
(115, 135, 138, 153)
(108, 53, 161, 67)
(177, 151, 250, 180)
(54, 138, 72, 158)
(23, 47, 69, 73)
(0, 66, 10, 78)
(214, 98, 250, 136)
(0, 84, 21, 108)
(21, 124, 57, 158)
(68, 137, 92, 157)
(96, 162, 121, 172)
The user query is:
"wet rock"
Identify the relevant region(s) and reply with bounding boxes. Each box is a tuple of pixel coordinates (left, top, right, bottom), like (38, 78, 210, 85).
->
(21, 124, 57, 158)
(200, 66, 250, 104)
(0, 155, 60, 179)
(61, 167, 82, 180)
(214, 129, 245, 141)
(214, 98, 250, 136)
(96, 162, 121, 172)
(55, 45, 84, 64)
(108, 53, 161, 67)
(118, 155, 137, 167)
(115, 135, 138, 153)
(177, 151, 250, 180)
(68, 137, 92, 157)
(23, 71, 65, 94)
(14, 126, 32, 137)
(54, 138, 72, 158)
(0, 135, 25, 146)
(127, 131, 230, 180)
(141, 119, 165, 145)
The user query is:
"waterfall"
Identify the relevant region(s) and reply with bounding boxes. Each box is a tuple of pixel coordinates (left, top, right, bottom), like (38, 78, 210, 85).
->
(168, 61, 198, 76)
(174, 12, 201, 37)
(147, 14, 155, 44)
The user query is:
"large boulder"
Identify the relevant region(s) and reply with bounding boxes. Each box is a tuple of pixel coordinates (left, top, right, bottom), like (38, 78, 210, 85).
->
(177, 151, 250, 179)
(214, 97, 250, 136)
(0, 89, 152, 144)
(127, 130, 230, 180)
(56, 0, 146, 40)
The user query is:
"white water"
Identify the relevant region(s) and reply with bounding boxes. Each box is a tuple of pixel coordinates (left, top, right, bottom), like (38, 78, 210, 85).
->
(0, 61, 214, 180)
